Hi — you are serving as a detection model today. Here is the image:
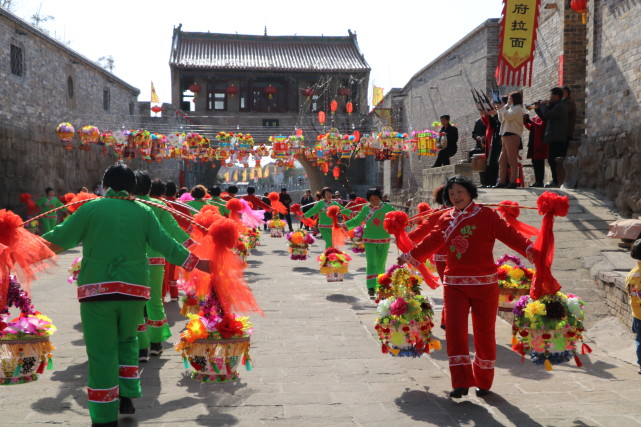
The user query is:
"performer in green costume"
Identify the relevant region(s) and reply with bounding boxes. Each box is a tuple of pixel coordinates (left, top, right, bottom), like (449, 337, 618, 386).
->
(36, 187, 64, 233)
(303, 187, 351, 249)
(207, 186, 231, 216)
(135, 172, 194, 359)
(345, 188, 396, 296)
(43, 162, 206, 427)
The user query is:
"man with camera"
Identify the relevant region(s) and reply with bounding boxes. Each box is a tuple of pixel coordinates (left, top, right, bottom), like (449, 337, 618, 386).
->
(432, 115, 459, 167)
(534, 87, 568, 188)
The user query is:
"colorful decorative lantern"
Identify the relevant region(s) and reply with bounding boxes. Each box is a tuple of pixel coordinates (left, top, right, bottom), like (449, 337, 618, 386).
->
(330, 100, 338, 114)
(301, 87, 315, 100)
(264, 85, 277, 99)
(346, 101, 353, 115)
(270, 135, 289, 159)
(56, 122, 75, 150)
(318, 111, 326, 125)
(570, 0, 588, 24)
(226, 84, 239, 96)
(151, 105, 162, 113)
(189, 82, 202, 95)
(79, 125, 100, 150)
(338, 87, 351, 98)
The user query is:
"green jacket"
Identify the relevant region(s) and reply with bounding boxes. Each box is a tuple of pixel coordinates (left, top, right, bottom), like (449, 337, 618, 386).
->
(345, 203, 396, 239)
(303, 200, 351, 226)
(138, 195, 191, 257)
(36, 196, 64, 219)
(209, 197, 230, 216)
(43, 189, 197, 301)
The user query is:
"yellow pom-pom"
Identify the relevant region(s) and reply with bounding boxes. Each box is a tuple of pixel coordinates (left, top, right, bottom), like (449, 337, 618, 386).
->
(511, 335, 518, 346)
(544, 359, 553, 371)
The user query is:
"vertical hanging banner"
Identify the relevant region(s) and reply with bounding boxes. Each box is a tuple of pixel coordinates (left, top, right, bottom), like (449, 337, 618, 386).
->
(495, 0, 541, 87)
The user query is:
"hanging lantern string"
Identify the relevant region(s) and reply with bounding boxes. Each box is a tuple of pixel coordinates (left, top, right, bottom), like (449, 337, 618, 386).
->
(21, 197, 209, 233)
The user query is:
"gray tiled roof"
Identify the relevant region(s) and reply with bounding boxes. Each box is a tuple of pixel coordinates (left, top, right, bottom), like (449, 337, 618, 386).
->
(170, 32, 370, 72)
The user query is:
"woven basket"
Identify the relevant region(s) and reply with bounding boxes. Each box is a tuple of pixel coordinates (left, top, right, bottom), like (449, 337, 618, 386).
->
(181, 336, 251, 383)
(498, 287, 530, 312)
(377, 320, 438, 357)
(0, 336, 54, 385)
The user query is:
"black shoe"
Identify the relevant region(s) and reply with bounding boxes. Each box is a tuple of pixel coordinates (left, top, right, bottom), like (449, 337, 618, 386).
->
(492, 183, 506, 188)
(475, 387, 491, 397)
(544, 181, 558, 188)
(367, 288, 376, 297)
(92, 422, 118, 427)
(440, 324, 446, 330)
(449, 387, 469, 398)
(530, 182, 543, 188)
(139, 348, 149, 363)
(150, 342, 163, 356)
(119, 396, 136, 414)
(506, 183, 517, 189)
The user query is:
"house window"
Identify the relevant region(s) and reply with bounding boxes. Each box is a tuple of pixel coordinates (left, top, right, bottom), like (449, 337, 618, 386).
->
(10, 44, 24, 76)
(67, 76, 74, 99)
(103, 88, 110, 111)
(263, 119, 279, 127)
(207, 81, 228, 111)
(129, 102, 134, 115)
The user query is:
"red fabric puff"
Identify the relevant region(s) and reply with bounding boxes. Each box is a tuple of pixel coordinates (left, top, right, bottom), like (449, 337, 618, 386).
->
(497, 200, 539, 238)
(19, 194, 38, 216)
(267, 192, 287, 215)
(355, 197, 367, 205)
(326, 205, 346, 248)
(226, 198, 243, 223)
(290, 203, 302, 216)
(417, 202, 431, 213)
(67, 192, 99, 214)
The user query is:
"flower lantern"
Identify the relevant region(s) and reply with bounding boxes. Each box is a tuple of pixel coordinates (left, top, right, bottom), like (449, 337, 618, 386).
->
(189, 82, 202, 95)
(318, 111, 326, 125)
(345, 101, 353, 115)
(330, 100, 338, 114)
(264, 85, 277, 99)
(226, 84, 239, 97)
(151, 105, 162, 113)
(301, 87, 315, 100)
(56, 122, 75, 150)
(78, 125, 100, 151)
(338, 87, 351, 98)
(270, 135, 289, 160)
(570, 0, 588, 24)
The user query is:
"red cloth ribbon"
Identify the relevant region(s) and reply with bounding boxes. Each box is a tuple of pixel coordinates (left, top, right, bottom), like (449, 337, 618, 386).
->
(326, 205, 346, 248)
(267, 192, 287, 215)
(496, 200, 539, 238)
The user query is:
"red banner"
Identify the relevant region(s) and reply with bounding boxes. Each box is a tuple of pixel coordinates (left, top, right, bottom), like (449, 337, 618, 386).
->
(496, 0, 541, 87)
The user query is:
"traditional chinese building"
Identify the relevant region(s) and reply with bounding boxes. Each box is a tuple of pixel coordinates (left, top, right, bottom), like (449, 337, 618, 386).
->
(169, 26, 377, 193)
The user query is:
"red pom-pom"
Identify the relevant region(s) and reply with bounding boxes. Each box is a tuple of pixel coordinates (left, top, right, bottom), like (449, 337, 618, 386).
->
(383, 211, 409, 235)
(63, 193, 76, 204)
(0, 209, 22, 246)
(67, 192, 98, 213)
(267, 192, 280, 202)
(193, 205, 221, 229)
(290, 203, 302, 215)
(226, 198, 243, 213)
(208, 217, 240, 249)
(417, 202, 431, 213)
(19, 193, 32, 203)
(326, 205, 340, 219)
(537, 191, 569, 217)
(354, 197, 367, 205)
(497, 200, 520, 218)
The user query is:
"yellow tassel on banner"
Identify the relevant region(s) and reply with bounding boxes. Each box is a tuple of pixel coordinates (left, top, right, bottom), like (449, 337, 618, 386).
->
(544, 359, 553, 371)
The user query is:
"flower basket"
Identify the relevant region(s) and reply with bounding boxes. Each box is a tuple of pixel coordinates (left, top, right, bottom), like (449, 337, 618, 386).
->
(287, 230, 315, 261)
(270, 228, 284, 238)
(176, 335, 251, 383)
(374, 265, 440, 357)
(1, 276, 56, 385)
(318, 248, 351, 282)
(180, 294, 202, 317)
(511, 292, 590, 369)
(349, 226, 365, 254)
(245, 229, 260, 249)
(497, 255, 534, 312)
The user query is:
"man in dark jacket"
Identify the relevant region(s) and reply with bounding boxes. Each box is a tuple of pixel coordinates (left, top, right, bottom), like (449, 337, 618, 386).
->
(534, 87, 568, 187)
(432, 115, 459, 167)
(279, 187, 293, 232)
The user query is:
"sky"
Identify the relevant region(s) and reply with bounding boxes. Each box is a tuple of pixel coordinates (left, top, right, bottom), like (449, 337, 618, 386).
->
(8, 0, 502, 105)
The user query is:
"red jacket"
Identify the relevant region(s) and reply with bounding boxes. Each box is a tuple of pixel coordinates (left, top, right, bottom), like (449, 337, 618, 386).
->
(524, 116, 549, 160)
(409, 208, 449, 263)
(406, 202, 532, 285)
(242, 194, 271, 211)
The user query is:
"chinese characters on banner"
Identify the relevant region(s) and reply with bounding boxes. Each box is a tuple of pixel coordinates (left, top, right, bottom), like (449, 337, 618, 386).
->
(495, 0, 541, 86)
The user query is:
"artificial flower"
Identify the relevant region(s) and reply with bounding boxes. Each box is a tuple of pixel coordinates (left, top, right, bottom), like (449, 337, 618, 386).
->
(390, 297, 408, 316)
(566, 297, 583, 318)
(509, 268, 525, 281)
(377, 298, 392, 317)
(524, 300, 546, 321)
(215, 314, 244, 339)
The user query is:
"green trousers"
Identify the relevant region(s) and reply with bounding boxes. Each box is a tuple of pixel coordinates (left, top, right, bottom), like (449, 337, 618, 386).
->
(42, 217, 57, 234)
(319, 228, 333, 249)
(365, 242, 390, 290)
(81, 300, 145, 424)
(138, 264, 171, 348)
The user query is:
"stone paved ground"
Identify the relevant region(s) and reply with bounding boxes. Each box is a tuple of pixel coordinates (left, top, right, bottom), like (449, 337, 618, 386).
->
(2, 187, 640, 426)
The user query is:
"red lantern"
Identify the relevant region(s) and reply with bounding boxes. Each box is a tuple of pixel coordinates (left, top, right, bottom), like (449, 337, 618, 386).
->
(295, 128, 303, 136)
(264, 85, 277, 99)
(318, 111, 326, 125)
(570, 0, 588, 24)
(352, 131, 360, 143)
(330, 100, 338, 114)
(332, 166, 340, 179)
(188, 82, 202, 94)
(301, 87, 315, 99)
(225, 84, 239, 96)
(321, 163, 329, 174)
(151, 105, 162, 113)
(338, 87, 351, 97)
(345, 101, 353, 115)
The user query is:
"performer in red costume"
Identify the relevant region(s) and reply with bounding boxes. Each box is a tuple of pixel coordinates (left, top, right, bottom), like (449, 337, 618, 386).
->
(399, 175, 535, 398)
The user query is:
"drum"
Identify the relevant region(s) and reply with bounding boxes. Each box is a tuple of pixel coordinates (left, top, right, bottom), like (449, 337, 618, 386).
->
(472, 153, 487, 172)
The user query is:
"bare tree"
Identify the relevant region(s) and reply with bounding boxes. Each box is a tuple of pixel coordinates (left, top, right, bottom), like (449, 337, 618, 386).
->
(97, 55, 115, 72)
(0, 0, 16, 11)
(30, 3, 54, 34)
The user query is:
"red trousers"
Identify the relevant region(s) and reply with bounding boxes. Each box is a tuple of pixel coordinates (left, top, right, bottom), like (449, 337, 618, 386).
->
(162, 263, 179, 299)
(435, 261, 447, 327)
(443, 283, 498, 390)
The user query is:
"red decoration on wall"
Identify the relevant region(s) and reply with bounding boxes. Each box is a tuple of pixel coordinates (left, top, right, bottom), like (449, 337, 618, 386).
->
(558, 55, 564, 86)
(330, 100, 338, 114)
(332, 166, 341, 179)
(570, 0, 588, 24)
(301, 87, 315, 99)
(188, 83, 202, 94)
(318, 111, 326, 125)
(225, 85, 239, 96)
(264, 85, 277, 99)
(345, 101, 353, 115)
(151, 105, 162, 113)
(338, 87, 351, 97)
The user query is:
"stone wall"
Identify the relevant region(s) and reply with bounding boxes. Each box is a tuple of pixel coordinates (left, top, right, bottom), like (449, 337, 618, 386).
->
(594, 272, 633, 326)
(0, 9, 140, 213)
(578, 0, 641, 216)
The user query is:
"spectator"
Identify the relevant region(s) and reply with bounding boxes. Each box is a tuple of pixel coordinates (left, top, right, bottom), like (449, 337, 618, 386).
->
(261, 192, 272, 231)
(524, 111, 548, 187)
(279, 187, 293, 232)
(534, 87, 568, 188)
(243, 186, 271, 211)
(626, 239, 641, 375)
(300, 189, 314, 230)
(479, 110, 502, 188)
(432, 115, 459, 167)
(222, 185, 238, 201)
(470, 117, 487, 185)
(495, 92, 526, 189)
